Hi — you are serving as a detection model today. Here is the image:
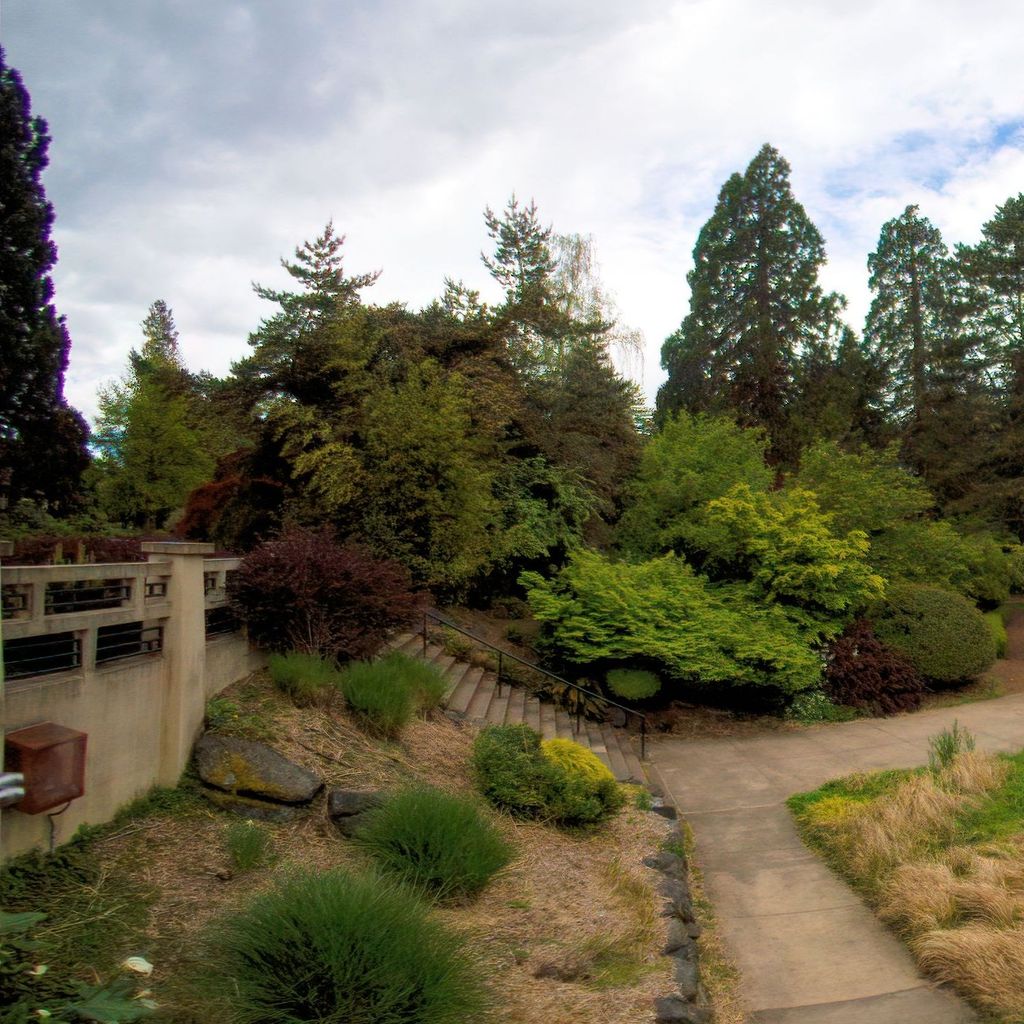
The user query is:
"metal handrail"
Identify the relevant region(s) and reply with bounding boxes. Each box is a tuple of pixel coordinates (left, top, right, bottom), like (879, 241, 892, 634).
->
(422, 609, 646, 760)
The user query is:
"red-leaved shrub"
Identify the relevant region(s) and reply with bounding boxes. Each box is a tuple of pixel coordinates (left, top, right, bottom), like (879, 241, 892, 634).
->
(824, 619, 926, 716)
(4, 535, 147, 565)
(228, 528, 421, 661)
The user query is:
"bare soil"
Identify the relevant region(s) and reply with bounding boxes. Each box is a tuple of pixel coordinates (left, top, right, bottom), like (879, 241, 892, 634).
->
(92, 670, 675, 1023)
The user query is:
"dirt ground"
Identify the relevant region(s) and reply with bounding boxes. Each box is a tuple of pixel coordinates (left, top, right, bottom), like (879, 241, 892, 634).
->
(92, 672, 675, 1023)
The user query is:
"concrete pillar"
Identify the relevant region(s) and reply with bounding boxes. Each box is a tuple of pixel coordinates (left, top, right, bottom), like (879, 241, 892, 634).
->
(141, 542, 213, 786)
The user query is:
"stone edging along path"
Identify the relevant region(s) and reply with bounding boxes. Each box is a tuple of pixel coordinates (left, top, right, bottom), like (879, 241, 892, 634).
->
(647, 677, 1024, 1024)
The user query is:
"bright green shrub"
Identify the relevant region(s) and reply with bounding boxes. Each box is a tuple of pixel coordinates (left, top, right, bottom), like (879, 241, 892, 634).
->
(694, 484, 884, 623)
(605, 669, 660, 700)
(353, 787, 511, 902)
(984, 609, 1008, 658)
(616, 412, 772, 558)
(472, 725, 623, 826)
(541, 738, 615, 786)
(872, 583, 996, 684)
(198, 869, 490, 1023)
(522, 550, 824, 695)
(338, 652, 446, 737)
(268, 650, 340, 705)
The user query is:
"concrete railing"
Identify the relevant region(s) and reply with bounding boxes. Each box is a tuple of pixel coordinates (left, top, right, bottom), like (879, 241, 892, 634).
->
(1, 542, 266, 859)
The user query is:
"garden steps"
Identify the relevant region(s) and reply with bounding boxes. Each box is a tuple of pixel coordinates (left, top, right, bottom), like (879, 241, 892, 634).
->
(385, 630, 646, 784)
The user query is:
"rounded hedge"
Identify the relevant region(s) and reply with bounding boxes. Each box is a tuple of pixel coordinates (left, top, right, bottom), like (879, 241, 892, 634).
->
(605, 668, 661, 701)
(871, 583, 996, 685)
(200, 869, 490, 1024)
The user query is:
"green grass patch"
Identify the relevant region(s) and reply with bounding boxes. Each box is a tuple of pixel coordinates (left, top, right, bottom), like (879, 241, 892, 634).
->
(224, 820, 274, 873)
(984, 608, 1008, 658)
(787, 767, 919, 819)
(353, 786, 512, 903)
(952, 749, 1024, 844)
(194, 868, 492, 1023)
(0, 839, 155, 992)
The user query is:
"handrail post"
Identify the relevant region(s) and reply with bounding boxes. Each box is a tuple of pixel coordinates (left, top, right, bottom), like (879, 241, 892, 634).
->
(422, 611, 427, 658)
(497, 651, 503, 698)
(640, 716, 647, 761)
(575, 703, 581, 736)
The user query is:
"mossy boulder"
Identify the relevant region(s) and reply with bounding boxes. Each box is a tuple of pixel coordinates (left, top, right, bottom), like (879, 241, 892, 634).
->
(195, 733, 322, 804)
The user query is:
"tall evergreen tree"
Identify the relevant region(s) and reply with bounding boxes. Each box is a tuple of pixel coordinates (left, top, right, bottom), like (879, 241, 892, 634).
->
(658, 144, 845, 463)
(953, 195, 1024, 533)
(0, 46, 88, 511)
(92, 301, 214, 529)
(864, 205, 962, 428)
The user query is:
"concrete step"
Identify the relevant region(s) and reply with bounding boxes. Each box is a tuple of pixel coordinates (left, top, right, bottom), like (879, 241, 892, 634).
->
(539, 702, 558, 741)
(466, 673, 497, 722)
(387, 628, 647, 784)
(430, 653, 456, 677)
(447, 666, 485, 716)
(485, 687, 510, 725)
(601, 724, 629, 781)
(617, 733, 646, 785)
(504, 685, 527, 726)
(524, 695, 543, 732)
(442, 659, 474, 703)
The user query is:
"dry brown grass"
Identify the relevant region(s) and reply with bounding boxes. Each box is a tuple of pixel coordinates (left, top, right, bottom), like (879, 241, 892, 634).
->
(94, 670, 675, 1023)
(836, 774, 963, 881)
(912, 925, 1024, 1018)
(803, 749, 1024, 1021)
(937, 749, 1011, 796)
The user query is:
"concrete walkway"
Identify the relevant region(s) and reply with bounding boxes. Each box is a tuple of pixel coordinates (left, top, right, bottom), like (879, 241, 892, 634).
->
(649, 683, 1024, 1022)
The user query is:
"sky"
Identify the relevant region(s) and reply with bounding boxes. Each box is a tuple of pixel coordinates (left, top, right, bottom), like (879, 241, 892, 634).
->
(5, 0, 1024, 423)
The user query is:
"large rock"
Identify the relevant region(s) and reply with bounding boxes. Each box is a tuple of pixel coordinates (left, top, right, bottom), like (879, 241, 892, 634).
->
(203, 789, 306, 822)
(327, 788, 383, 837)
(195, 733, 322, 804)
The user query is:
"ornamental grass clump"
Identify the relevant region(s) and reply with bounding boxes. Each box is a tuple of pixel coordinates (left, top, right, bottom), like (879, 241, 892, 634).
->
(353, 786, 512, 903)
(268, 650, 340, 706)
(472, 724, 624, 826)
(339, 652, 448, 737)
(198, 868, 491, 1024)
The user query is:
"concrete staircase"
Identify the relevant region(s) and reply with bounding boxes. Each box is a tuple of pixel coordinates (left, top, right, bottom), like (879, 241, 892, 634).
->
(389, 631, 645, 784)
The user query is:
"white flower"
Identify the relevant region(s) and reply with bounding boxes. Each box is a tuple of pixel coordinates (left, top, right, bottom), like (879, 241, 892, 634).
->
(122, 956, 154, 975)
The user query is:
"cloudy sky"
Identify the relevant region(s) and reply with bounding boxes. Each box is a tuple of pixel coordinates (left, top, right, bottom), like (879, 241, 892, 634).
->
(6, 0, 1024, 422)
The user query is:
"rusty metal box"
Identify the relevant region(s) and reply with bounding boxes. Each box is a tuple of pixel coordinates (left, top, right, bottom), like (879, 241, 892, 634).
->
(4, 722, 87, 814)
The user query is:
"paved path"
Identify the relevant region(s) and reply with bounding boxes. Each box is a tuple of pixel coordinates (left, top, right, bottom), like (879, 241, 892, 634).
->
(649, 649, 1024, 1022)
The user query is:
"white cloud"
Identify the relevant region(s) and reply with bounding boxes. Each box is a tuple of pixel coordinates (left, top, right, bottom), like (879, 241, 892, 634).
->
(6, 0, 1024, 420)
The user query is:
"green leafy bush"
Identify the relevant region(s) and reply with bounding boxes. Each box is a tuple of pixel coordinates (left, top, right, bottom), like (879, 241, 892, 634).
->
(268, 650, 340, 705)
(353, 787, 511, 902)
(198, 869, 490, 1024)
(0, 909, 153, 1023)
(872, 583, 996, 684)
(522, 549, 824, 696)
(605, 669, 660, 700)
(472, 724, 623, 826)
(338, 652, 447, 737)
(785, 689, 859, 723)
(224, 821, 273, 873)
(984, 609, 1008, 658)
(616, 412, 772, 559)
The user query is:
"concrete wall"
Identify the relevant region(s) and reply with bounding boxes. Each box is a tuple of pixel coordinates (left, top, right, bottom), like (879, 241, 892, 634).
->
(0, 544, 267, 859)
